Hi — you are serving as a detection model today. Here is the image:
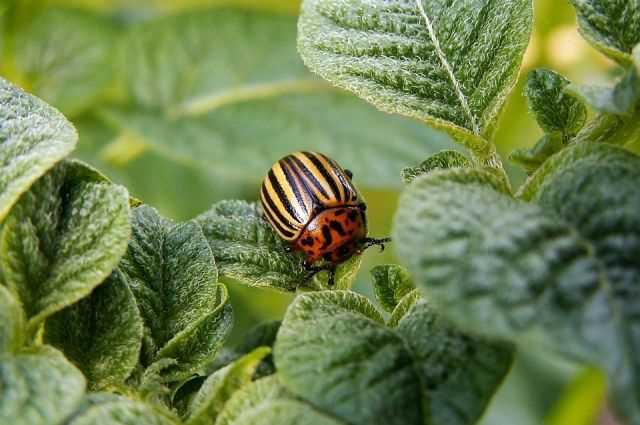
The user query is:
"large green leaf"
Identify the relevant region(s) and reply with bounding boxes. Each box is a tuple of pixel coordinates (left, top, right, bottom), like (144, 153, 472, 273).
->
(185, 347, 271, 425)
(298, 0, 533, 156)
(0, 77, 76, 221)
(215, 376, 340, 425)
(0, 160, 130, 337)
(101, 8, 452, 189)
(11, 8, 116, 116)
(393, 162, 640, 422)
(274, 290, 513, 425)
(0, 284, 24, 354)
(66, 394, 179, 425)
(44, 270, 143, 391)
(0, 346, 86, 425)
(195, 200, 360, 292)
(119, 205, 232, 382)
(570, 0, 640, 65)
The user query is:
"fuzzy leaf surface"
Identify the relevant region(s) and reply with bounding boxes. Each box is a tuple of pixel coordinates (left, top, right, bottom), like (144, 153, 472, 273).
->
(0, 77, 76, 221)
(394, 163, 640, 422)
(568, 69, 639, 117)
(370, 264, 414, 312)
(44, 270, 143, 391)
(401, 150, 470, 183)
(0, 160, 130, 337)
(274, 290, 513, 425)
(13, 8, 116, 116)
(525, 69, 587, 137)
(570, 0, 640, 65)
(119, 205, 232, 381)
(509, 134, 563, 174)
(196, 200, 360, 291)
(185, 347, 271, 425)
(0, 285, 24, 354)
(0, 346, 86, 425)
(66, 394, 179, 425)
(533, 144, 640, 422)
(298, 0, 533, 151)
(215, 376, 340, 425)
(102, 8, 451, 189)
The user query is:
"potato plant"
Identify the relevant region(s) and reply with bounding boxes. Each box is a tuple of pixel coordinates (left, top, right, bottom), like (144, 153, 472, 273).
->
(0, 0, 639, 424)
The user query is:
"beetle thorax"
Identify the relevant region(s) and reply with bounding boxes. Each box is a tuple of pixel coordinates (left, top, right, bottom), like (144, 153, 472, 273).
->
(294, 206, 367, 264)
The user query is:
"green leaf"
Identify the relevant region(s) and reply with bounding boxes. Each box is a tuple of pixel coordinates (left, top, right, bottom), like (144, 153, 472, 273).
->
(298, 0, 533, 155)
(12, 8, 116, 116)
(533, 144, 640, 423)
(119, 205, 232, 382)
(185, 347, 271, 425)
(0, 77, 76, 222)
(66, 394, 179, 425)
(393, 160, 640, 422)
(509, 134, 563, 174)
(370, 264, 414, 312)
(401, 150, 471, 183)
(0, 284, 24, 354)
(570, 0, 640, 65)
(215, 375, 341, 425)
(0, 345, 86, 425)
(101, 7, 452, 190)
(195, 200, 360, 292)
(0, 160, 130, 337)
(517, 141, 631, 201)
(568, 69, 640, 117)
(44, 270, 143, 391)
(525, 69, 587, 137)
(274, 290, 513, 425)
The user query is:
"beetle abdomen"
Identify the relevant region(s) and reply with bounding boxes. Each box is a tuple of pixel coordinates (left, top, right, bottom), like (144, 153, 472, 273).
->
(261, 151, 360, 241)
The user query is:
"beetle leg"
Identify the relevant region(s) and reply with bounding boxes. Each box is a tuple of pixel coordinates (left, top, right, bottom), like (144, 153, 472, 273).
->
(362, 237, 392, 252)
(344, 169, 353, 180)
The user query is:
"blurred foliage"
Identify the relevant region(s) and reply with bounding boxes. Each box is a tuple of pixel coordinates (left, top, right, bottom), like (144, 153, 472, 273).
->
(0, 0, 622, 423)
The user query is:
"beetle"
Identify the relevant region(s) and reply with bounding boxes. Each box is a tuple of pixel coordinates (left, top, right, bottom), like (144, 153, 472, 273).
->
(260, 151, 390, 285)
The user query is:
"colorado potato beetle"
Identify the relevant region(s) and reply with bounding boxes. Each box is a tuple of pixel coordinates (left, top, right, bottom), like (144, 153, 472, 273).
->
(260, 151, 390, 285)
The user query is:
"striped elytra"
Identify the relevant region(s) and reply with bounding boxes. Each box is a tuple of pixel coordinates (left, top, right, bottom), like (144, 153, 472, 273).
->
(260, 151, 372, 266)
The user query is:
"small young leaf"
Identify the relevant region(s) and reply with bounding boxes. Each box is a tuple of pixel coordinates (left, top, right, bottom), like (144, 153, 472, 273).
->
(401, 150, 471, 183)
(525, 69, 587, 137)
(568, 69, 640, 117)
(0, 77, 76, 221)
(0, 160, 130, 338)
(570, 0, 640, 65)
(120, 205, 232, 382)
(370, 264, 414, 312)
(215, 376, 340, 425)
(66, 394, 179, 425)
(0, 345, 86, 425)
(44, 270, 143, 391)
(12, 8, 116, 116)
(275, 290, 513, 425)
(0, 284, 24, 354)
(196, 200, 360, 292)
(298, 0, 533, 153)
(509, 134, 563, 174)
(185, 347, 271, 425)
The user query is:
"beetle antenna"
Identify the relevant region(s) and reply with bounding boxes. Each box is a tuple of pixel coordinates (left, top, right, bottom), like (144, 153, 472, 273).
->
(363, 237, 392, 252)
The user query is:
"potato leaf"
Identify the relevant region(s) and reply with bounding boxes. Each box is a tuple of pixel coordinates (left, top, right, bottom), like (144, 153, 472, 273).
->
(570, 0, 640, 65)
(119, 205, 232, 382)
(0, 346, 86, 425)
(0, 160, 130, 338)
(44, 270, 143, 391)
(66, 394, 179, 425)
(12, 8, 117, 116)
(401, 150, 471, 183)
(298, 0, 533, 155)
(0, 77, 76, 221)
(370, 264, 414, 312)
(274, 290, 513, 425)
(0, 284, 24, 354)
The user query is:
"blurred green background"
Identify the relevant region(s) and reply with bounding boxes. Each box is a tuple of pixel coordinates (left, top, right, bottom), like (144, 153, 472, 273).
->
(0, 0, 619, 423)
